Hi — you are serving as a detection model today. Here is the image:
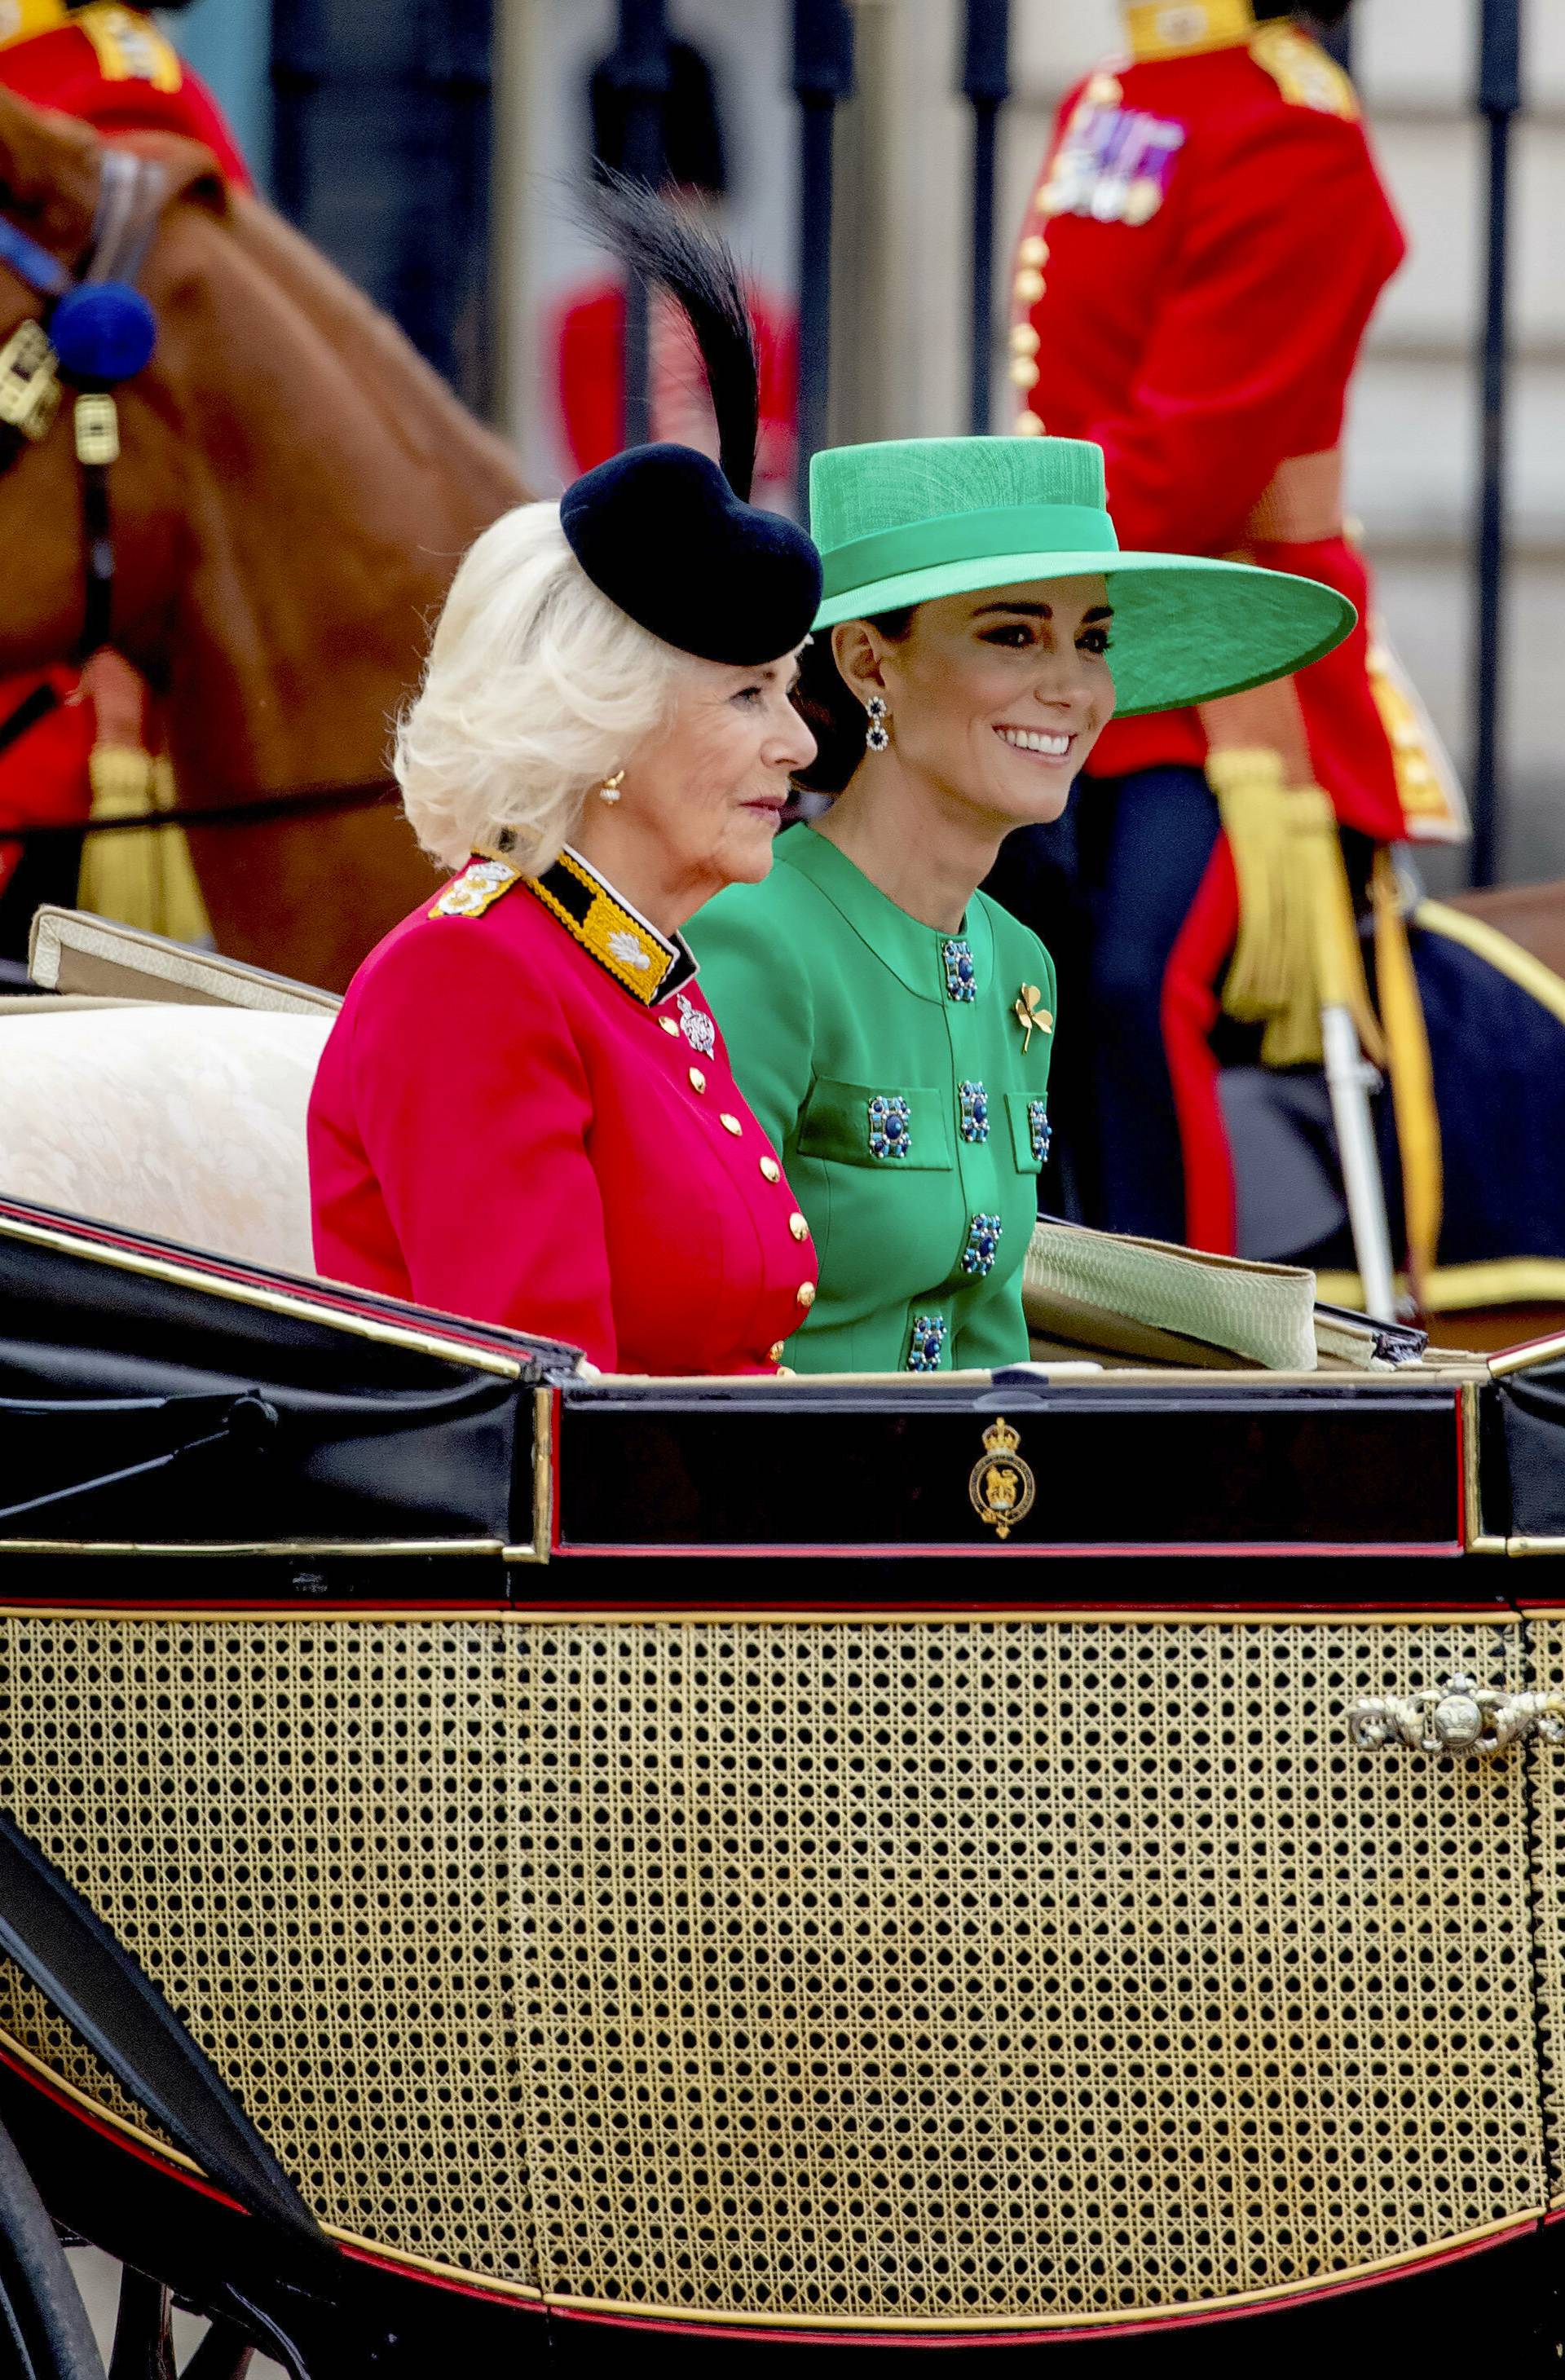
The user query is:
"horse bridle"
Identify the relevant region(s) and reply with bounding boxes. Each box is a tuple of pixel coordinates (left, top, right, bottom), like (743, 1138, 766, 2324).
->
(0, 147, 165, 668)
(0, 155, 395, 840)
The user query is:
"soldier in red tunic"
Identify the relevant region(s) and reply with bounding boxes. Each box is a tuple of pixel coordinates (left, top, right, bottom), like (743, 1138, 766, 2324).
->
(0, 0, 249, 941)
(553, 37, 797, 509)
(994, 0, 1461, 1252)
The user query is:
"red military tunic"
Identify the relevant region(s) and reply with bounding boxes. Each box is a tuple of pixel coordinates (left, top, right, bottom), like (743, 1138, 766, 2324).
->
(553, 276, 798, 505)
(1009, 11, 1408, 840)
(308, 848, 818, 1375)
(0, 1, 251, 897)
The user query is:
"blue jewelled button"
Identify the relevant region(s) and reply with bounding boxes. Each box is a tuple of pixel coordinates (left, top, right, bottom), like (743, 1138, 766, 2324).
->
(942, 938, 976, 1002)
(907, 1313, 947, 1372)
(868, 1093, 911, 1160)
(962, 1212, 1003, 1277)
(959, 1079, 990, 1144)
(1028, 1097, 1052, 1164)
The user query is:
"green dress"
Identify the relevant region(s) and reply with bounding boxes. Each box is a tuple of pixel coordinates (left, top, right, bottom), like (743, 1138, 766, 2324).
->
(688, 824, 1057, 1373)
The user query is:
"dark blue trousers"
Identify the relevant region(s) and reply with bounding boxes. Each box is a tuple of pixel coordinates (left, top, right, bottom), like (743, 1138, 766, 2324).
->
(985, 765, 1223, 1241)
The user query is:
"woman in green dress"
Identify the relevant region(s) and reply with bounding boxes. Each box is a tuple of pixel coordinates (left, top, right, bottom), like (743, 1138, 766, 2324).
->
(688, 434, 1351, 1374)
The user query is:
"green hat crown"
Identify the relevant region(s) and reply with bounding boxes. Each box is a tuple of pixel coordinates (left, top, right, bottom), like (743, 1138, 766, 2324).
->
(812, 436, 1118, 599)
(806, 434, 1356, 719)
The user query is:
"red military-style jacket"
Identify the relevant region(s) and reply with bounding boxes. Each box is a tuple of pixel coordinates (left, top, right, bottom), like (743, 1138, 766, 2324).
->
(1009, 14, 1410, 840)
(0, 0, 251, 893)
(554, 275, 798, 505)
(308, 848, 818, 1377)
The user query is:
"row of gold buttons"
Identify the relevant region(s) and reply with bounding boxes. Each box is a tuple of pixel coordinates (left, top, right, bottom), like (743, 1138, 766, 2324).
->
(663, 1009, 814, 1335)
(1012, 227, 1049, 435)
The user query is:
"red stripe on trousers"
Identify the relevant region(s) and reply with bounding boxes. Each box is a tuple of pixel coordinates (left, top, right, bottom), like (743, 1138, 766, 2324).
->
(1161, 834, 1240, 1254)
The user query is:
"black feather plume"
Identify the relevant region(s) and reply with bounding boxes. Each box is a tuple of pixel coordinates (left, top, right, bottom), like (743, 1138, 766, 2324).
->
(584, 168, 761, 502)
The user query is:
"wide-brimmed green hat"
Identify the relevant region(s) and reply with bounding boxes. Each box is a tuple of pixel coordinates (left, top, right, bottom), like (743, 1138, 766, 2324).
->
(809, 436, 1355, 716)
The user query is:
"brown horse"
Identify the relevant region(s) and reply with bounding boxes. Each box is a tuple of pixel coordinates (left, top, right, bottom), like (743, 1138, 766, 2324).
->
(0, 91, 524, 988)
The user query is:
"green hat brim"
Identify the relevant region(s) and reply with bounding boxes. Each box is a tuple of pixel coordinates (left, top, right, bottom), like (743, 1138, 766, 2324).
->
(812, 549, 1356, 717)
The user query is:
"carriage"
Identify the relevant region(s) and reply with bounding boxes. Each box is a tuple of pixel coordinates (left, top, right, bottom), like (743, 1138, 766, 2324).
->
(0, 917, 1560, 2378)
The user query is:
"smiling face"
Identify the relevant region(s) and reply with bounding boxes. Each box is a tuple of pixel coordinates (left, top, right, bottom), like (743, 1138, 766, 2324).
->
(832, 575, 1116, 827)
(577, 646, 818, 928)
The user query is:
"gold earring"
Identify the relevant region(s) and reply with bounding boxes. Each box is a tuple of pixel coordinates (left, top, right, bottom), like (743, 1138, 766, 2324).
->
(598, 769, 624, 806)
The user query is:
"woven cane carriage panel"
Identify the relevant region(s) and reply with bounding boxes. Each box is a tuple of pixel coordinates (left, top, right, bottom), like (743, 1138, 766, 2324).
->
(0, 1611, 1545, 2324)
(0, 1617, 538, 2290)
(511, 1617, 1543, 2326)
(1526, 1615, 1565, 2206)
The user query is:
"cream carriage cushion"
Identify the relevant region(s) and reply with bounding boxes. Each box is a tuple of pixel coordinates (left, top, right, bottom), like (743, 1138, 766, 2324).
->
(0, 1002, 332, 1276)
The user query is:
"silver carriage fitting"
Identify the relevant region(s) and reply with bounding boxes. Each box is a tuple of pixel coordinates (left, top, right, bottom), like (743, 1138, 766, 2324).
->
(1348, 1673, 1565, 1756)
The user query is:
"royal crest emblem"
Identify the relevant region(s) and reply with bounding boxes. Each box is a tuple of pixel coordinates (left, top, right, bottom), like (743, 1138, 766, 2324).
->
(968, 1413, 1037, 1541)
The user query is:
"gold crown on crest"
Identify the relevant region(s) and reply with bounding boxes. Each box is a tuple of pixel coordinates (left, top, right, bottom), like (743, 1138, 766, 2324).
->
(981, 1415, 1021, 1457)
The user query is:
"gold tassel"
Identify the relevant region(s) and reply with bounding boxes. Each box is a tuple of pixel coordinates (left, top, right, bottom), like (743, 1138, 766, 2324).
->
(1262, 787, 1386, 1070)
(1372, 848, 1442, 1303)
(1207, 745, 1385, 1071)
(1206, 745, 1305, 1025)
(78, 747, 212, 944)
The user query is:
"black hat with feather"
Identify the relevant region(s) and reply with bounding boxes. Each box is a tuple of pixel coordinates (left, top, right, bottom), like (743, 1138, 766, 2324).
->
(559, 177, 822, 666)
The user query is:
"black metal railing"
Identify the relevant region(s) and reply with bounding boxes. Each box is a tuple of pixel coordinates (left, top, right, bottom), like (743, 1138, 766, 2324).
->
(1472, 0, 1523, 888)
(606, 0, 670, 448)
(791, 0, 855, 515)
(963, 0, 1010, 437)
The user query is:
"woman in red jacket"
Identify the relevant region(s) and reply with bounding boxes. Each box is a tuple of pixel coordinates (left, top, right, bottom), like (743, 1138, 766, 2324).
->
(308, 195, 822, 1376)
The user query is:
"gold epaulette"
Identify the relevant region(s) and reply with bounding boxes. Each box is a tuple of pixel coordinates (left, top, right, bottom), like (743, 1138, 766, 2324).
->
(1248, 23, 1358, 121)
(0, 0, 68, 49)
(74, 2, 183, 93)
(429, 856, 520, 921)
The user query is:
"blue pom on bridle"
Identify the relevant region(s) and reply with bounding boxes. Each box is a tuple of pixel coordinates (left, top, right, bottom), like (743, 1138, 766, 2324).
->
(48, 282, 157, 386)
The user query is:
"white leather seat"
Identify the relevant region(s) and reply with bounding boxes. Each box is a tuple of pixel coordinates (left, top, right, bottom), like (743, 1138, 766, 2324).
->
(0, 1003, 333, 1275)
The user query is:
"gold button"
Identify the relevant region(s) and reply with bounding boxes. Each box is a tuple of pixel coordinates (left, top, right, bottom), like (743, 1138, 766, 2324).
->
(1009, 357, 1040, 390)
(789, 1211, 809, 1241)
(659, 1016, 680, 1036)
(775, 1364, 795, 1378)
(1010, 322, 1041, 356)
(768, 1340, 786, 1364)
(1017, 233, 1048, 267)
(1013, 267, 1045, 304)
(688, 1066, 706, 1093)
(1086, 70, 1122, 106)
(1015, 410, 1046, 438)
(760, 1155, 781, 1183)
(720, 1112, 743, 1137)
(1037, 184, 1065, 218)
(796, 1281, 816, 1310)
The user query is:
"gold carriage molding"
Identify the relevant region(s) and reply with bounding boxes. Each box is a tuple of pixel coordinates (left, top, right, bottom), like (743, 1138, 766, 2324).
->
(2, 1605, 1565, 2340)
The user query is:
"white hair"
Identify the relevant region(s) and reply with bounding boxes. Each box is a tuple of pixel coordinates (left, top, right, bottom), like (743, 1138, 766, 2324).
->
(394, 501, 691, 875)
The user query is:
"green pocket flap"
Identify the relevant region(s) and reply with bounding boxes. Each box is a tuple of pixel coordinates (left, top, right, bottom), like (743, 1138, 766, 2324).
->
(1007, 1089, 1051, 1172)
(799, 1079, 953, 1170)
